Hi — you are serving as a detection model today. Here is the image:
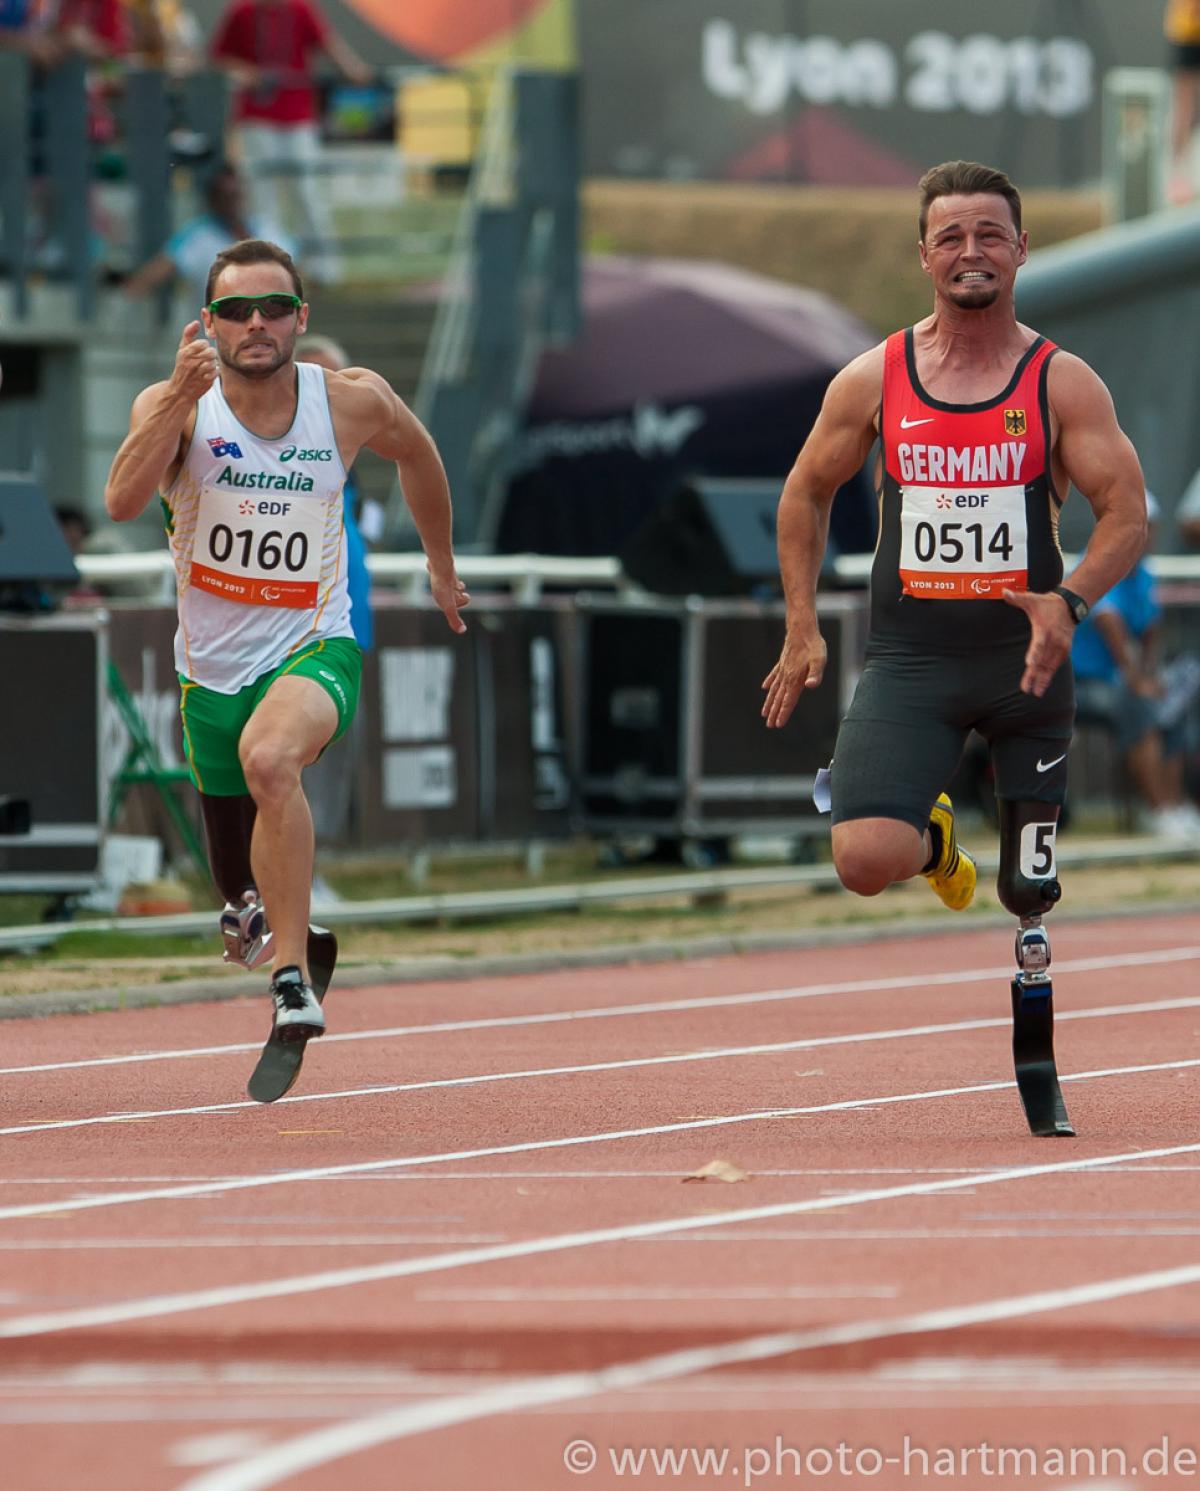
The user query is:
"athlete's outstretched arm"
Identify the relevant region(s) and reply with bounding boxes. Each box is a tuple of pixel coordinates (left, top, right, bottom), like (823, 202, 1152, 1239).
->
(350, 369, 469, 634)
(1002, 353, 1146, 696)
(105, 322, 216, 521)
(762, 347, 882, 729)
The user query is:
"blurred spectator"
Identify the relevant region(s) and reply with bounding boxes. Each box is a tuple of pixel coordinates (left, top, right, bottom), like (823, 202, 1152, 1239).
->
(54, 502, 104, 606)
(1166, 0, 1200, 203)
(296, 333, 378, 649)
(54, 502, 91, 555)
(295, 333, 378, 862)
(124, 0, 203, 74)
(0, 0, 65, 65)
(209, 0, 373, 285)
(122, 161, 294, 310)
(55, 0, 129, 61)
(1073, 493, 1200, 837)
(53, 0, 133, 157)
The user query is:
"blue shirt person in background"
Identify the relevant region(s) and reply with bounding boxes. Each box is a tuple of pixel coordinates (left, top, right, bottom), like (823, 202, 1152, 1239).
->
(122, 161, 294, 310)
(1072, 493, 1200, 837)
(293, 334, 383, 886)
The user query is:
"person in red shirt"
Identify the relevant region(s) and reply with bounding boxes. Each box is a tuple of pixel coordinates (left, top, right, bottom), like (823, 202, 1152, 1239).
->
(210, 0, 371, 284)
(56, 0, 129, 57)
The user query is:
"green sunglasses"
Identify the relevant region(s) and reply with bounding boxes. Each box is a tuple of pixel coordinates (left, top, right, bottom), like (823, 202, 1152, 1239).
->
(207, 292, 302, 322)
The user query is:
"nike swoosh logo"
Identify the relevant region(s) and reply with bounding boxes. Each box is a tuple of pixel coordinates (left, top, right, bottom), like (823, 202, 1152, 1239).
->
(1036, 753, 1067, 772)
(899, 415, 936, 429)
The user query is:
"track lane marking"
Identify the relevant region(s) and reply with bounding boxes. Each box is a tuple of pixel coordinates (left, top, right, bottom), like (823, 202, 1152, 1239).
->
(0, 1058, 1197, 1225)
(6, 1133, 1200, 1337)
(4, 995, 1200, 1139)
(170, 1261, 1200, 1491)
(4, 944, 1197, 1077)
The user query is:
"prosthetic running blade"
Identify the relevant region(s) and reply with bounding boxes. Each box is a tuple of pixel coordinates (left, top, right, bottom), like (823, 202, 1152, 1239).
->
(1011, 980, 1074, 1137)
(247, 926, 338, 1104)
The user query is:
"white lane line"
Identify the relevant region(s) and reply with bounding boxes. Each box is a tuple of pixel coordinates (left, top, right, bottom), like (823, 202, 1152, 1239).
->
(6, 1135, 1200, 1339)
(8, 1164, 1200, 1183)
(0, 1236, 506, 1249)
(642, 1228, 1200, 1241)
(6, 994, 1199, 1140)
(5, 944, 1197, 1077)
(9, 1225, 1200, 1251)
(172, 1262, 1200, 1491)
(0, 1056, 1197, 1225)
(169, 1431, 273, 1468)
(412, 1285, 899, 1301)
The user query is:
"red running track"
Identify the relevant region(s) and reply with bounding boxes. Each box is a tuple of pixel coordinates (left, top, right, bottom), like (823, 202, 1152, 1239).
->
(1, 912, 1200, 1490)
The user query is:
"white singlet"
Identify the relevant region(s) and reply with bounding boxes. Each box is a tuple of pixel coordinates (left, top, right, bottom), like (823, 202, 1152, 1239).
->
(164, 361, 353, 693)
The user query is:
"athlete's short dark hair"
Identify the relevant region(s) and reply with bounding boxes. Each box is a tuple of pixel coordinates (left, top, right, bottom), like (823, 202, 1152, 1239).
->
(917, 160, 1022, 241)
(205, 238, 304, 306)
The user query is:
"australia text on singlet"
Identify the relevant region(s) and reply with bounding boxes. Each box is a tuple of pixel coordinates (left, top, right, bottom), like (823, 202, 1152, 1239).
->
(164, 360, 354, 693)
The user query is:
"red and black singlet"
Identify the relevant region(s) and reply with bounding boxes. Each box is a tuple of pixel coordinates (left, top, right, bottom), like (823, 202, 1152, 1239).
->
(871, 327, 1063, 651)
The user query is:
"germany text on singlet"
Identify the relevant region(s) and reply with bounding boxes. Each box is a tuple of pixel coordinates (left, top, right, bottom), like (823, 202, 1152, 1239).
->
(870, 328, 1063, 653)
(163, 360, 354, 692)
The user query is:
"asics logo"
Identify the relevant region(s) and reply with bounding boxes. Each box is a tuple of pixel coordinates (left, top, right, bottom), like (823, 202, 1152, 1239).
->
(1036, 753, 1067, 772)
(899, 415, 936, 429)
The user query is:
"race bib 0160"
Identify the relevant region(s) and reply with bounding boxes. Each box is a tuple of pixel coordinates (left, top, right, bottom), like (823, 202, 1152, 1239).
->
(191, 485, 326, 608)
(898, 483, 1028, 600)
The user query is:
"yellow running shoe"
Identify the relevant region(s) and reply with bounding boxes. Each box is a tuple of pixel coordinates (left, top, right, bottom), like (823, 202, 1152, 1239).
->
(922, 793, 976, 911)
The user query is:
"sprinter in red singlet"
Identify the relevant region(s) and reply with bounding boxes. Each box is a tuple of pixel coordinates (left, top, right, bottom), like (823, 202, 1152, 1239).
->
(763, 160, 1146, 934)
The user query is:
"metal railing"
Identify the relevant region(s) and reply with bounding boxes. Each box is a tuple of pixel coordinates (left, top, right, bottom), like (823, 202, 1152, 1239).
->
(76, 549, 1200, 595)
(77, 549, 624, 604)
(0, 832, 1194, 955)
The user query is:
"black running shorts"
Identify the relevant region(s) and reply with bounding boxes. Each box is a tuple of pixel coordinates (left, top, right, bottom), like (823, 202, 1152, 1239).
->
(830, 644, 1075, 832)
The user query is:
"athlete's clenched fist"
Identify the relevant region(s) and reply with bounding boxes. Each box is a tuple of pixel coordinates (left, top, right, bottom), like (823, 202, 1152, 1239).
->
(169, 321, 220, 400)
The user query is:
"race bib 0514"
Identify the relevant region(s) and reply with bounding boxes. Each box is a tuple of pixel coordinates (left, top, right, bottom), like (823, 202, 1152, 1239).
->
(898, 483, 1028, 600)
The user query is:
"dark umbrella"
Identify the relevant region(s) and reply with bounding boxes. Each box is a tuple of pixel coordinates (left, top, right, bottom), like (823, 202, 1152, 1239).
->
(492, 255, 878, 558)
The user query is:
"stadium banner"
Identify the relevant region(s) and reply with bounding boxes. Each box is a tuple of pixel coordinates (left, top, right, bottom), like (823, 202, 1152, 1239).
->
(578, 0, 1163, 188)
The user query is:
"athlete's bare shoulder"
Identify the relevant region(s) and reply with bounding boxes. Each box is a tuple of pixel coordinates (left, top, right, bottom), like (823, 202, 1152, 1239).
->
(321, 363, 397, 432)
(821, 340, 887, 430)
(1043, 346, 1117, 418)
(838, 340, 887, 386)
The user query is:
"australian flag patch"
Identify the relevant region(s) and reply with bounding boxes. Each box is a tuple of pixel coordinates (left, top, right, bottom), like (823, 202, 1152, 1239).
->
(207, 436, 244, 459)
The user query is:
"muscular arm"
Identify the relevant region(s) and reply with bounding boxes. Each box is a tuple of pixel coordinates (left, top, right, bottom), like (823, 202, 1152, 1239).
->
(104, 382, 194, 521)
(332, 369, 468, 631)
(1051, 353, 1147, 605)
(105, 322, 216, 521)
(762, 347, 882, 728)
(1003, 353, 1146, 696)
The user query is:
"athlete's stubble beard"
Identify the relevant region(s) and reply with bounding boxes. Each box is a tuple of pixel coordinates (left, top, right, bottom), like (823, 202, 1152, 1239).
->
(945, 282, 1002, 311)
(215, 327, 297, 380)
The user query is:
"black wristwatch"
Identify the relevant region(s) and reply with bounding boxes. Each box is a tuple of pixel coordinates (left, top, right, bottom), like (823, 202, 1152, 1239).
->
(1053, 585, 1089, 624)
